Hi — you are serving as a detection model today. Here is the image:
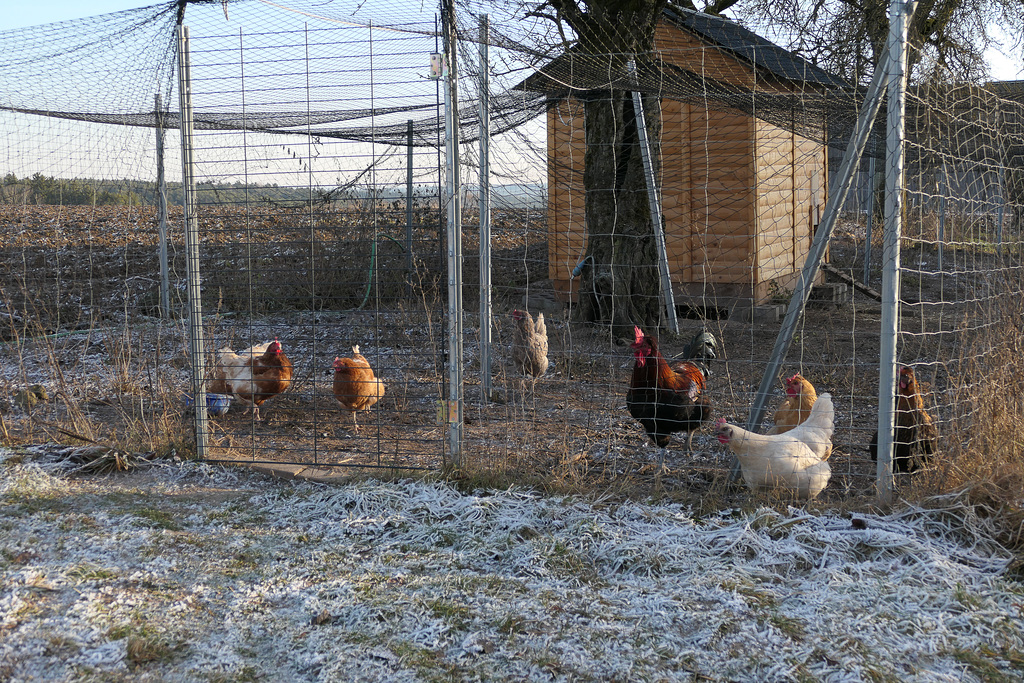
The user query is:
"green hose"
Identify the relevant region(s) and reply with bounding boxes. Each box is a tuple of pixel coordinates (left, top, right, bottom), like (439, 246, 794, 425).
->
(357, 235, 405, 311)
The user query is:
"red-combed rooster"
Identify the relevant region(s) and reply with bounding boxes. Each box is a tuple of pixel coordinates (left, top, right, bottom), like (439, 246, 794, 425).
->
(209, 339, 294, 421)
(626, 326, 714, 470)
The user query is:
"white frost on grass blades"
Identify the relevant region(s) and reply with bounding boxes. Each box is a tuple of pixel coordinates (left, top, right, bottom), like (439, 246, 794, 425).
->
(0, 452, 1021, 681)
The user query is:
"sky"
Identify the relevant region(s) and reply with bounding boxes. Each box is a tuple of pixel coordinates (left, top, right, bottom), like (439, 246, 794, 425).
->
(3, 0, 153, 30)
(4, 0, 1020, 79)
(988, 26, 1023, 80)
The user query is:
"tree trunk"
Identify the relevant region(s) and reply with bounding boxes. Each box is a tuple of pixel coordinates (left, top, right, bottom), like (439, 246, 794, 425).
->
(545, 0, 667, 338)
(575, 87, 664, 339)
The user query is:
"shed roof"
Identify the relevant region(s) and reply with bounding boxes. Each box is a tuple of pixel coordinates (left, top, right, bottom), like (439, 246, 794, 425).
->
(515, 6, 847, 96)
(663, 7, 847, 88)
(984, 79, 1024, 102)
(512, 6, 848, 151)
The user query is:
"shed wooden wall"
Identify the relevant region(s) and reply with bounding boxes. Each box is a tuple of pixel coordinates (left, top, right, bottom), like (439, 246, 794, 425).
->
(546, 21, 828, 305)
(547, 98, 587, 301)
(662, 101, 755, 287)
(752, 121, 826, 292)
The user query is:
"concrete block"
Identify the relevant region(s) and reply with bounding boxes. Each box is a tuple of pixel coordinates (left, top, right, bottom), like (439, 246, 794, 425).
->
(730, 303, 785, 323)
(808, 282, 852, 306)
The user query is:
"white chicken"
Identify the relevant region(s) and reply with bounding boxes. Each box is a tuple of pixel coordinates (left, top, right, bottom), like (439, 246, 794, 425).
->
(716, 393, 834, 501)
(209, 340, 294, 421)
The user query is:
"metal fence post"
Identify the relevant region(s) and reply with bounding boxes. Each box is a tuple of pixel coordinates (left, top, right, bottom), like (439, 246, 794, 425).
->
(629, 59, 678, 334)
(406, 119, 415, 297)
(864, 155, 876, 285)
(442, 0, 463, 465)
(876, 0, 917, 504)
(176, 25, 209, 459)
(938, 162, 946, 273)
(997, 166, 1005, 256)
(479, 15, 493, 402)
(154, 93, 171, 319)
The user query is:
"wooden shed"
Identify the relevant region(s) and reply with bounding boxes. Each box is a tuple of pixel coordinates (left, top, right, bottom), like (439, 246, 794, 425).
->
(521, 8, 846, 311)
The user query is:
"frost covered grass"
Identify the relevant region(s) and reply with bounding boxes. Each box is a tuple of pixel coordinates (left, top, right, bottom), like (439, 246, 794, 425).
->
(2, 448, 1024, 682)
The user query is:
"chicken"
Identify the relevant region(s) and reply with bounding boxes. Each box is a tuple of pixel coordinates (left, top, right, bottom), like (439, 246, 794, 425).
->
(767, 373, 832, 459)
(511, 309, 549, 379)
(678, 329, 719, 376)
(716, 393, 834, 501)
(332, 345, 385, 431)
(210, 339, 293, 421)
(869, 366, 938, 473)
(626, 326, 713, 469)
(767, 373, 818, 434)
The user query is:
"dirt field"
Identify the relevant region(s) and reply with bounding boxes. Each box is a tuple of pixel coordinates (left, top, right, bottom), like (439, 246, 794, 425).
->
(0, 202, 999, 503)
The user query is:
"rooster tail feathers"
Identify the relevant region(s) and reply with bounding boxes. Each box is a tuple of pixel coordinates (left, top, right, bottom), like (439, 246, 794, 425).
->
(535, 312, 546, 337)
(683, 330, 719, 361)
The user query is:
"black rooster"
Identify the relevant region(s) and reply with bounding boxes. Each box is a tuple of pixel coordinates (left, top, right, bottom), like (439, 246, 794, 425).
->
(626, 327, 718, 470)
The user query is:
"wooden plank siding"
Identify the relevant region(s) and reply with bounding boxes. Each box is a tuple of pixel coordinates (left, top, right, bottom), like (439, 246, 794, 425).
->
(753, 119, 828, 285)
(545, 18, 829, 304)
(547, 98, 587, 298)
(664, 101, 754, 285)
(755, 120, 795, 282)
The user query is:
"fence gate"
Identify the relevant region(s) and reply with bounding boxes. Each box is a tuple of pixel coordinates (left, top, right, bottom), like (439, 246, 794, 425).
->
(178, 7, 452, 472)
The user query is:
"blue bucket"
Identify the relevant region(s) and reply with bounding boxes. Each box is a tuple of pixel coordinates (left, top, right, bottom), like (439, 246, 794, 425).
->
(184, 392, 233, 417)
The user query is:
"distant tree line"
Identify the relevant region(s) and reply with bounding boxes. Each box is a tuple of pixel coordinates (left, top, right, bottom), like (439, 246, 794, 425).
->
(0, 173, 314, 207)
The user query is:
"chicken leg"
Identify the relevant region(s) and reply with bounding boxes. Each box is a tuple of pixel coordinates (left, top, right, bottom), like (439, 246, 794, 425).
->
(657, 447, 670, 476)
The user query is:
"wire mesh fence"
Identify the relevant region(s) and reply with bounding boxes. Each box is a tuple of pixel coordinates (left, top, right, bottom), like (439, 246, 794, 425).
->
(1, 0, 1023, 501)
(177, 12, 456, 470)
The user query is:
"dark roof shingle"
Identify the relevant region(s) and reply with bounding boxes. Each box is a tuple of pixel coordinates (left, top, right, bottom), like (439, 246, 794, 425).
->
(664, 6, 847, 88)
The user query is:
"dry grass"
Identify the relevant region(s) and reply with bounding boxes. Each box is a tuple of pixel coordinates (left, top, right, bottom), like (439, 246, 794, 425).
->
(912, 292, 1024, 568)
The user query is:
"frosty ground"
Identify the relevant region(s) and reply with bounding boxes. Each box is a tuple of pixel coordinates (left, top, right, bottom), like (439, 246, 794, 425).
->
(1, 447, 1023, 682)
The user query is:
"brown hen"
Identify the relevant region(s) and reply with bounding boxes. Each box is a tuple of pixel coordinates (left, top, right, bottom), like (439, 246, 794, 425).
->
(870, 366, 938, 473)
(332, 345, 385, 431)
(210, 340, 293, 421)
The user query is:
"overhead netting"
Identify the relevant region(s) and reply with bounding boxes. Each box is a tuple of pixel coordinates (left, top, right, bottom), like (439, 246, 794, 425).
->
(0, 0, 539, 146)
(2, 1, 1021, 163)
